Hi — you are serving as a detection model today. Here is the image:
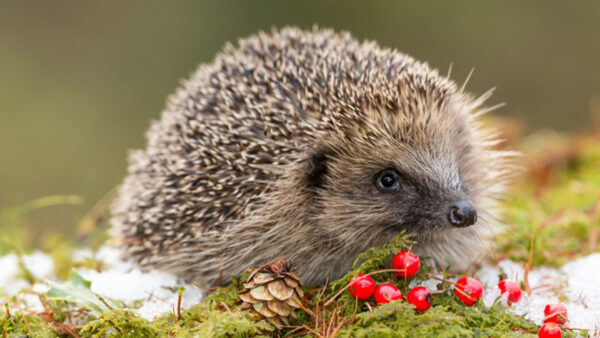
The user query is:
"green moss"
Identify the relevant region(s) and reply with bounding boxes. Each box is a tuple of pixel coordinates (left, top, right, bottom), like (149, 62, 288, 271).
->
(80, 309, 161, 337)
(431, 289, 537, 337)
(338, 301, 472, 338)
(185, 308, 272, 338)
(202, 275, 245, 310)
(151, 304, 273, 338)
(0, 312, 55, 338)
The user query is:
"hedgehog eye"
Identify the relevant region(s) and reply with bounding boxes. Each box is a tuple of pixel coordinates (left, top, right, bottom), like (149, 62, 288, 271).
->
(376, 169, 401, 192)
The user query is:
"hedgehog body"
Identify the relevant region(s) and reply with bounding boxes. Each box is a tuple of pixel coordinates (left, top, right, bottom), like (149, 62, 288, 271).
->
(111, 28, 513, 286)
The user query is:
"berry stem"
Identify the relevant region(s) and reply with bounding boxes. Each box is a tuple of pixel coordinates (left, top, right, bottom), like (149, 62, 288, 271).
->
(523, 235, 534, 295)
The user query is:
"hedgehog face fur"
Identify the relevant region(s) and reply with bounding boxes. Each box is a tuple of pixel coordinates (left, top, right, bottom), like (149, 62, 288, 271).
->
(316, 105, 479, 240)
(111, 27, 514, 286)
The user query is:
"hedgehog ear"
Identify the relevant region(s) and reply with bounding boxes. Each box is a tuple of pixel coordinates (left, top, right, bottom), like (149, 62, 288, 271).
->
(306, 149, 330, 189)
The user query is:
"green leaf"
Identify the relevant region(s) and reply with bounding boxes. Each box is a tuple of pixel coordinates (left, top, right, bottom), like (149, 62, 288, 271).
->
(47, 271, 121, 314)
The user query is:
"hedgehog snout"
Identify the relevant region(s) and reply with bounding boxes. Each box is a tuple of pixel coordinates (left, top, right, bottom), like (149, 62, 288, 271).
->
(446, 200, 477, 228)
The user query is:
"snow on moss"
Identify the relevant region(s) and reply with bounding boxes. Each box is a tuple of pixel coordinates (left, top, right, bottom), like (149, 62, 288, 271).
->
(79, 246, 206, 320)
(477, 255, 600, 331)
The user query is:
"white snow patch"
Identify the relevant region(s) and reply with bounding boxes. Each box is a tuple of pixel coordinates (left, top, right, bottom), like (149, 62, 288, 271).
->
(79, 245, 206, 320)
(561, 253, 600, 306)
(137, 286, 205, 321)
(81, 264, 205, 320)
(0, 246, 204, 321)
(0, 254, 20, 287)
(559, 253, 600, 331)
(3, 279, 30, 296)
(409, 278, 440, 291)
(22, 251, 54, 279)
(32, 283, 50, 294)
(16, 292, 46, 312)
(476, 265, 500, 287)
(95, 245, 124, 267)
(476, 255, 600, 332)
(0, 253, 53, 312)
(82, 267, 178, 302)
(481, 287, 502, 308)
(0, 254, 32, 296)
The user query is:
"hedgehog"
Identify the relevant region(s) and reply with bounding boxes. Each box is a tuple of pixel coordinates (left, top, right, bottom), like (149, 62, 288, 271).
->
(111, 27, 514, 287)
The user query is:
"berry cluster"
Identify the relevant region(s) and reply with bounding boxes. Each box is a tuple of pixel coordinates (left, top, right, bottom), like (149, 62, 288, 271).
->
(348, 250, 431, 311)
(346, 249, 570, 337)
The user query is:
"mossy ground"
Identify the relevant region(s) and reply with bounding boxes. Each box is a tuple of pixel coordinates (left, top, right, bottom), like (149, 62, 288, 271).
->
(2, 127, 600, 337)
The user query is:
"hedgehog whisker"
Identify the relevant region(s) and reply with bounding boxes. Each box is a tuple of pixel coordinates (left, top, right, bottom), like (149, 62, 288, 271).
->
(460, 67, 475, 93)
(446, 62, 454, 79)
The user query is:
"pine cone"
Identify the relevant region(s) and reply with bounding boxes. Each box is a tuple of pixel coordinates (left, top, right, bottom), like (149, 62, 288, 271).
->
(238, 258, 304, 328)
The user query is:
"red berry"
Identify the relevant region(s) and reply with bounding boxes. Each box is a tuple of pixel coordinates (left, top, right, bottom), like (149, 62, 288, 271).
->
(538, 323, 561, 338)
(497, 280, 522, 305)
(348, 273, 376, 300)
(407, 286, 432, 311)
(453, 277, 483, 306)
(392, 250, 420, 278)
(374, 283, 403, 304)
(543, 303, 568, 325)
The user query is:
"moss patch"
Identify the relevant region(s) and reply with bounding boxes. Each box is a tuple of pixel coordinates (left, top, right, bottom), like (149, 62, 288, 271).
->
(0, 311, 55, 338)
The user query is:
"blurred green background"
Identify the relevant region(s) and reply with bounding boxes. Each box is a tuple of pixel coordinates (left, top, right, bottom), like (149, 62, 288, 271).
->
(1, 1, 600, 238)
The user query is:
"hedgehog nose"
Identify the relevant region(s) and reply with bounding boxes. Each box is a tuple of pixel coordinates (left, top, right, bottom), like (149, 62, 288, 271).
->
(447, 200, 477, 228)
